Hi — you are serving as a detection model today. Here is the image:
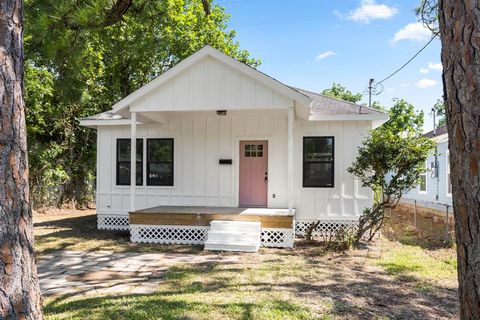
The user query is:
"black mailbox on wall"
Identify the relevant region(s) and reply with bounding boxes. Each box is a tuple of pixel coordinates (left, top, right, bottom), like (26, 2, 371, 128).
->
(219, 159, 232, 165)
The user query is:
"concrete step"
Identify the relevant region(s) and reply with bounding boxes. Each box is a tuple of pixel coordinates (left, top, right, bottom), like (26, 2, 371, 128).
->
(206, 231, 260, 242)
(209, 220, 261, 233)
(205, 220, 261, 252)
(204, 241, 260, 252)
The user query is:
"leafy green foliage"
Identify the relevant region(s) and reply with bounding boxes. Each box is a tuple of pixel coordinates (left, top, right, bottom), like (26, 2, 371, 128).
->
(433, 99, 446, 126)
(382, 99, 424, 134)
(321, 83, 362, 103)
(24, 0, 259, 208)
(348, 99, 435, 242)
(370, 101, 388, 112)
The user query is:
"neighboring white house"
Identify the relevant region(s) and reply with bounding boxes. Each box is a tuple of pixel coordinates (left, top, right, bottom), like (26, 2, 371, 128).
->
(402, 125, 452, 210)
(79, 45, 388, 249)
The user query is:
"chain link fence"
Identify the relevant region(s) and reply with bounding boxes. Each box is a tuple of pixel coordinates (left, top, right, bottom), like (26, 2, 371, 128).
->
(387, 200, 455, 247)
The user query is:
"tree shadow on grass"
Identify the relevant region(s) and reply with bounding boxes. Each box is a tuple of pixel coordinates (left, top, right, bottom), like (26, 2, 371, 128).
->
(43, 252, 459, 320)
(34, 215, 203, 255)
(45, 294, 315, 320)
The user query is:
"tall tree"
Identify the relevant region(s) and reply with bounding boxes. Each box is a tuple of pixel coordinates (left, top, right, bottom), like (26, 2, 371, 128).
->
(24, 0, 259, 208)
(382, 98, 424, 134)
(0, 0, 44, 318)
(439, 1, 480, 318)
(321, 82, 363, 103)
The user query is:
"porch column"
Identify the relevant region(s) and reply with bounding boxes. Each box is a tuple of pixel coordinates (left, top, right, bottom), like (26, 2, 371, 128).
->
(287, 106, 294, 215)
(130, 111, 137, 212)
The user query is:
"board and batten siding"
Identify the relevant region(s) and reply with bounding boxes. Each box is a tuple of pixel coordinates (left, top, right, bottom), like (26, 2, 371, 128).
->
(96, 110, 373, 221)
(130, 55, 293, 112)
(293, 119, 372, 221)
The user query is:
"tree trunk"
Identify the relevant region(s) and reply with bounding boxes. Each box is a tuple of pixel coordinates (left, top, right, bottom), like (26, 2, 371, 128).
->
(0, 0, 44, 318)
(439, 1, 480, 318)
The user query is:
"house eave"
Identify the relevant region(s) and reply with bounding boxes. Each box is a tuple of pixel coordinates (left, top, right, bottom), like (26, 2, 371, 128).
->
(308, 113, 390, 121)
(432, 133, 448, 143)
(79, 119, 143, 129)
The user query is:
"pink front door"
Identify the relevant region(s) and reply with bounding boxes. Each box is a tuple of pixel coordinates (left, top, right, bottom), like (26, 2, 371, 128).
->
(239, 141, 268, 207)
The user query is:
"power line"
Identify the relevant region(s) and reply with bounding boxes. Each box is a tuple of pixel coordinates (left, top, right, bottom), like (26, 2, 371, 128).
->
(376, 32, 440, 85)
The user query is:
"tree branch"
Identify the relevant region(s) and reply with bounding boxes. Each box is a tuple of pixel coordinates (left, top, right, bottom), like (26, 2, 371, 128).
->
(201, 0, 211, 15)
(104, 0, 133, 27)
(54, 0, 211, 31)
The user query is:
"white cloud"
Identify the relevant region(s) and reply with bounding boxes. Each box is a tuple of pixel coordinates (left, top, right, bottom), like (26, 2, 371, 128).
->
(418, 62, 443, 75)
(347, 0, 398, 23)
(415, 78, 437, 88)
(315, 50, 336, 62)
(392, 22, 432, 43)
(428, 62, 443, 71)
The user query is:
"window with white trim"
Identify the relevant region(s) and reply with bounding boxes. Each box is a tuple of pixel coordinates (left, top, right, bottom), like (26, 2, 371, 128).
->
(147, 139, 174, 186)
(446, 151, 452, 195)
(116, 139, 143, 186)
(418, 160, 427, 193)
(303, 137, 334, 188)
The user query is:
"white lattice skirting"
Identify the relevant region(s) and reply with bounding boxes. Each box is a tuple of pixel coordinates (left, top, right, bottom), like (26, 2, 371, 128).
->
(97, 215, 130, 231)
(261, 228, 294, 248)
(130, 224, 294, 248)
(130, 225, 208, 245)
(295, 220, 358, 237)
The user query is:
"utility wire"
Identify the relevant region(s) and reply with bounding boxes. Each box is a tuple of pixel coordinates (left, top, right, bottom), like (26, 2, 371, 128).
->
(376, 32, 440, 85)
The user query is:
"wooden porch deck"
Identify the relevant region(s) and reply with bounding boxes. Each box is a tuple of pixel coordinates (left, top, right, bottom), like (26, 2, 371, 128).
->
(129, 206, 294, 228)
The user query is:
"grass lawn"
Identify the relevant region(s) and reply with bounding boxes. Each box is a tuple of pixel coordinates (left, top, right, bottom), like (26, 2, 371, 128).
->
(34, 209, 459, 320)
(34, 209, 202, 255)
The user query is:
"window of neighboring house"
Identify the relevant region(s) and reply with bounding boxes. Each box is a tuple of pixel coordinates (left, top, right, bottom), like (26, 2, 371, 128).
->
(447, 151, 452, 196)
(303, 137, 334, 188)
(147, 139, 174, 186)
(419, 160, 428, 193)
(116, 139, 143, 186)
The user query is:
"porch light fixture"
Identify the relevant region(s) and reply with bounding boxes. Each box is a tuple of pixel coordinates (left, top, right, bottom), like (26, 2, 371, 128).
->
(216, 110, 227, 116)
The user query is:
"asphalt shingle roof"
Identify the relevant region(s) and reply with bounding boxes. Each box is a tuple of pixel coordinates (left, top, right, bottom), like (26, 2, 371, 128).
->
(423, 124, 448, 138)
(292, 87, 385, 115)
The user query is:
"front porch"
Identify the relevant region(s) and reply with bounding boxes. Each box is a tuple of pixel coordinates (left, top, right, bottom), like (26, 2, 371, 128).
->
(129, 206, 295, 249)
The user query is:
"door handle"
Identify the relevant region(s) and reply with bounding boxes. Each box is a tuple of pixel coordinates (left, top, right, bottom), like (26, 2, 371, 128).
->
(264, 172, 268, 183)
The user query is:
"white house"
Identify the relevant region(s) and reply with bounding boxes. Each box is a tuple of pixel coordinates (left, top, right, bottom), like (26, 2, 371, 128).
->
(402, 125, 452, 210)
(79, 46, 388, 250)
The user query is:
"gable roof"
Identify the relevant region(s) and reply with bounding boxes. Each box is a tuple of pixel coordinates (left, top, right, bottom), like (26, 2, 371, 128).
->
(112, 45, 312, 115)
(80, 46, 389, 127)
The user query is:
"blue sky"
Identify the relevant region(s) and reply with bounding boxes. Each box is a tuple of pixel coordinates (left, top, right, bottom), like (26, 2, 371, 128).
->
(217, 0, 443, 132)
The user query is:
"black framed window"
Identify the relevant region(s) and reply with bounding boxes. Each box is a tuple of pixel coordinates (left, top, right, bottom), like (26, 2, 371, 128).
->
(147, 139, 174, 186)
(116, 139, 143, 186)
(303, 137, 334, 188)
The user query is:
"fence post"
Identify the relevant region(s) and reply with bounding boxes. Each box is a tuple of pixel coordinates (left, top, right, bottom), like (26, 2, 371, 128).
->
(445, 205, 450, 244)
(413, 200, 417, 228)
